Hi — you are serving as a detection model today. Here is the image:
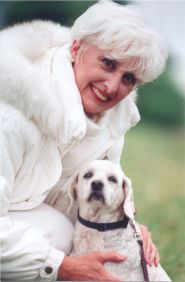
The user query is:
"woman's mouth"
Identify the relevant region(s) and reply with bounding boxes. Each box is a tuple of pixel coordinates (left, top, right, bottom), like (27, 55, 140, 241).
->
(91, 86, 109, 102)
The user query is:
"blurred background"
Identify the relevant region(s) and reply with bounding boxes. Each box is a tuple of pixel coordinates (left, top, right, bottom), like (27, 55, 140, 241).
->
(0, 1, 184, 280)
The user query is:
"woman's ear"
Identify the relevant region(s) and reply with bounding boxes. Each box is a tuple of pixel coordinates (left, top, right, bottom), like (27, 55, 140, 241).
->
(71, 40, 81, 61)
(122, 177, 136, 220)
(67, 174, 78, 214)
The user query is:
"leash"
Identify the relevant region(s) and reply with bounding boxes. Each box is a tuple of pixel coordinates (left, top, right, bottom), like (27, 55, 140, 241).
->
(132, 222, 150, 282)
(138, 239, 150, 282)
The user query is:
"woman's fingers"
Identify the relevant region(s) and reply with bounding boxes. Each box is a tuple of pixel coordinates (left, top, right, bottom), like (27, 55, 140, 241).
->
(95, 252, 126, 281)
(139, 224, 160, 267)
(96, 251, 127, 263)
(147, 243, 160, 267)
(103, 271, 121, 282)
(94, 251, 127, 281)
(148, 243, 157, 266)
(58, 252, 126, 281)
(154, 248, 160, 267)
(140, 224, 151, 262)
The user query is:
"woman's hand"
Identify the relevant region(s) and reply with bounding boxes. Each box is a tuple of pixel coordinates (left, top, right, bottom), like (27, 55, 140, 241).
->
(58, 252, 127, 281)
(140, 224, 160, 267)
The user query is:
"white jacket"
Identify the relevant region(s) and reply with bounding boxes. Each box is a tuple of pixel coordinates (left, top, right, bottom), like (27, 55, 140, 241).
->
(0, 21, 140, 280)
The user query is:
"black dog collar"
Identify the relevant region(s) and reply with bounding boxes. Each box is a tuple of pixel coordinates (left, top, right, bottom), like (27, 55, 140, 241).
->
(77, 210, 129, 232)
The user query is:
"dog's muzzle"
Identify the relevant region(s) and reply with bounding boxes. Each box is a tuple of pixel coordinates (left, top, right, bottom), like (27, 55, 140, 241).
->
(88, 180, 105, 203)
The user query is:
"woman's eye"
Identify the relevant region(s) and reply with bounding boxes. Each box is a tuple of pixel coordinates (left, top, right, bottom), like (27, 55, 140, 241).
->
(108, 176, 118, 183)
(83, 171, 93, 179)
(102, 57, 116, 71)
(122, 72, 136, 86)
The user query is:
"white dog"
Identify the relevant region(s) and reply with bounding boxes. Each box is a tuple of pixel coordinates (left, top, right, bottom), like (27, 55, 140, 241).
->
(69, 160, 171, 281)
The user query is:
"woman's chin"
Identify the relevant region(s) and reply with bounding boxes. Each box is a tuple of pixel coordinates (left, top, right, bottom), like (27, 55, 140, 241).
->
(82, 101, 100, 115)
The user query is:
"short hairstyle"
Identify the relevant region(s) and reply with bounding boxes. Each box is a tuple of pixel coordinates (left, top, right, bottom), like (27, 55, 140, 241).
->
(71, 0, 168, 84)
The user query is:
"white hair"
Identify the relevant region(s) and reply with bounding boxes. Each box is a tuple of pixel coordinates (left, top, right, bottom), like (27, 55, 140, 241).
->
(71, 0, 168, 84)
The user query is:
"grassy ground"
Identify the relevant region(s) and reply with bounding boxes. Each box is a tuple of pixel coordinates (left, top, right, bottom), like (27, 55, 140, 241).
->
(121, 123, 185, 281)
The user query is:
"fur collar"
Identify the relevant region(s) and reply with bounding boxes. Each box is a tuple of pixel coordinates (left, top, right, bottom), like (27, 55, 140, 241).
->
(0, 44, 87, 148)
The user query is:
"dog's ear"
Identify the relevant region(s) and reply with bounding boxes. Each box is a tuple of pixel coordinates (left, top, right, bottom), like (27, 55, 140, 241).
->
(122, 177, 136, 220)
(67, 174, 78, 214)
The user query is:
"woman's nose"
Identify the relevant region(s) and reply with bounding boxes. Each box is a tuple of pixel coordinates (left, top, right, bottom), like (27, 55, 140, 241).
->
(104, 74, 121, 97)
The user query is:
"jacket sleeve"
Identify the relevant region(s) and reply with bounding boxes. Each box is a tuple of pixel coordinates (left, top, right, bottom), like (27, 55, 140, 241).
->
(0, 108, 64, 281)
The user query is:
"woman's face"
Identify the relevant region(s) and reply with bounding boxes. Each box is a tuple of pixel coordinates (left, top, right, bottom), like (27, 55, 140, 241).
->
(71, 41, 138, 115)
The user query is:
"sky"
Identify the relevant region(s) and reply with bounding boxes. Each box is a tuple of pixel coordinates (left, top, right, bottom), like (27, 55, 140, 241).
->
(133, 0, 185, 94)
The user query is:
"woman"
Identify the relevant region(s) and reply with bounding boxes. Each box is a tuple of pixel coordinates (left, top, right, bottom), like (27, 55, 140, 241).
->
(0, 1, 168, 281)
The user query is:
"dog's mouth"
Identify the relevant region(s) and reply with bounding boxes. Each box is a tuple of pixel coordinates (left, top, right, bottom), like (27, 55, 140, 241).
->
(88, 192, 105, 203)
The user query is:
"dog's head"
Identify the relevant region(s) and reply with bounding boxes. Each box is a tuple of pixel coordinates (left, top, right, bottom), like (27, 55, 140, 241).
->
(68, 160, 135, 220)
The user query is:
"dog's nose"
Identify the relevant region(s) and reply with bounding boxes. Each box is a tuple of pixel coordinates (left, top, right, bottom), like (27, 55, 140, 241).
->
(91, 181, 104, 192)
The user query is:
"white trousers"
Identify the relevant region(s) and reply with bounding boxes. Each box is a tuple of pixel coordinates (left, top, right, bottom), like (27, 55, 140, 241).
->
(9, 203, 74, 255)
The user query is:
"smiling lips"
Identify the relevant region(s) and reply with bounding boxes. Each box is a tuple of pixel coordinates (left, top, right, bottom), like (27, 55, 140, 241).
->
(91, 85, 109, 102)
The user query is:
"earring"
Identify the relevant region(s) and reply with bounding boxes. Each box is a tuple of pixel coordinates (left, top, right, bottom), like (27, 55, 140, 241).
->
(71, 57, 75, 63)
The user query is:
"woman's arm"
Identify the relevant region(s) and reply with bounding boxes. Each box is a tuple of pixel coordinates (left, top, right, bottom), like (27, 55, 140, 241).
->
(0, 104, 125, 281)
(0, 106, 64, 280)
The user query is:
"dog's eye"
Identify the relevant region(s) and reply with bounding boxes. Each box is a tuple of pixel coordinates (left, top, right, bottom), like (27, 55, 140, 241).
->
(108, 176, 118, 183)
(83, 171, 93, 179)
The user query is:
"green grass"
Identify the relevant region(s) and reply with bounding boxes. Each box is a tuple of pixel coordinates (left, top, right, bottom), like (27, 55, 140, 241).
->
(121, 123, 185, 281)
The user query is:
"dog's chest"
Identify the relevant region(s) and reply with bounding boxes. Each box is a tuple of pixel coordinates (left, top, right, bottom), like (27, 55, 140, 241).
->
(71, 223, 143, 280)
(71, 223, 105, 254)
(72, 222, 137, 251)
